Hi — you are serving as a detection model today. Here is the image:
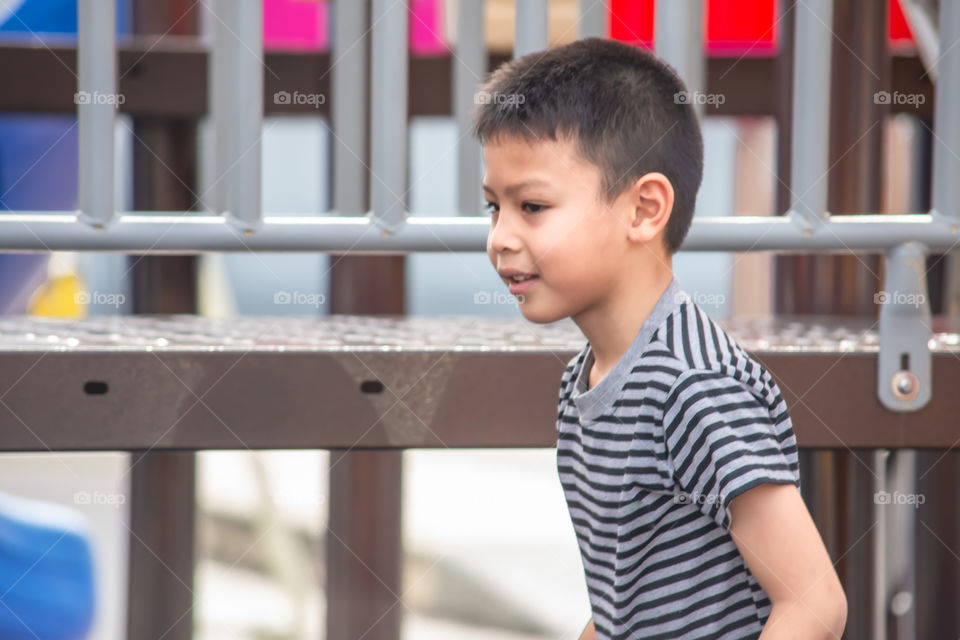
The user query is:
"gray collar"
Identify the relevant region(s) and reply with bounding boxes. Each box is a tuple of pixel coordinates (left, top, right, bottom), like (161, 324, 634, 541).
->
(572, 278, 683, 422)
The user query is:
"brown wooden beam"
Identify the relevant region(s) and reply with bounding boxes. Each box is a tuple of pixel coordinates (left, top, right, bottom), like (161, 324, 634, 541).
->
(0, 44, 934, 119)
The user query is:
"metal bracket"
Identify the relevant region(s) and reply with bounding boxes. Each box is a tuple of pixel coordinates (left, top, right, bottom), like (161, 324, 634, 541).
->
(878, 242, 932, 412)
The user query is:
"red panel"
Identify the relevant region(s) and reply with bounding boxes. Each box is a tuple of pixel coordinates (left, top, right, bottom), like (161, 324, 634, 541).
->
(609, 0, 655, 49)
(705, 0, 777, 56)
(888, 0, 917, 50)
(610, 0, 776, 55)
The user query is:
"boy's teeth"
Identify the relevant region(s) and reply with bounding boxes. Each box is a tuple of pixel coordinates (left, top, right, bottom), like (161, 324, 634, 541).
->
(512, 274, 534, 282)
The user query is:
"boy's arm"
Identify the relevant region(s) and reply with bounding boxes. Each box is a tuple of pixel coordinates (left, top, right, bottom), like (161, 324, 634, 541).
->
(728, 483, 847, 639)
(577, 618, 596, 640)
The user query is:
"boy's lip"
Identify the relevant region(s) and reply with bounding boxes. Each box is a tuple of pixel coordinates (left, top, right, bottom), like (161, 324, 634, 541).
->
(508, 276, 538, 296)
(497, 267, 539, 280)
(497, 269, 539, 287)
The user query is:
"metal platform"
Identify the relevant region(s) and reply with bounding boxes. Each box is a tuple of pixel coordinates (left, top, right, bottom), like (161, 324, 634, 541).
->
(1, 314, 958, 451)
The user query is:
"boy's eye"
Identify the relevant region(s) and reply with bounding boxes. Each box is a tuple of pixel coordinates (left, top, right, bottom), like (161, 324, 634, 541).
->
(483, 201, 546, 215)
(522, 202, 545, 214)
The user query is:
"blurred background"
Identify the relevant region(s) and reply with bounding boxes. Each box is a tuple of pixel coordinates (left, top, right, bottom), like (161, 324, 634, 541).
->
(0, 0, 951, 639)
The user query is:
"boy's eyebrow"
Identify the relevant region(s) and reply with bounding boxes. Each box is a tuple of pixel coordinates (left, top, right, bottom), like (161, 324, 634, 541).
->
(482, 179, 552, 197)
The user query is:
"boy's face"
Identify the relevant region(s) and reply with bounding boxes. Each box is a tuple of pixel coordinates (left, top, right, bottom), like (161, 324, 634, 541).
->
(483, 134, 643, 324)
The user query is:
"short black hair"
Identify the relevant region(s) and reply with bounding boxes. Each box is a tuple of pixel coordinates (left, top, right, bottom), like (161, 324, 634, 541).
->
(472, 37, 704, 254)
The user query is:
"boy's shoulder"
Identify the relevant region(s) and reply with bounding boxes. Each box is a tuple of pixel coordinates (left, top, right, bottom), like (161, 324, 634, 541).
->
(644, 298, 786, 412)
(559, 294, 782, 410)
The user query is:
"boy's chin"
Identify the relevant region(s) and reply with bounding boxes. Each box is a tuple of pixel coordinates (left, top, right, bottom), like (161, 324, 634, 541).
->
(517, 302, 564, 324)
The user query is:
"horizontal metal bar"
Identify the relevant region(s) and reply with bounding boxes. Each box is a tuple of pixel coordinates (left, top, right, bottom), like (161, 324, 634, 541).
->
(0, 212, 958, 253)
(0, 314, 958, 450)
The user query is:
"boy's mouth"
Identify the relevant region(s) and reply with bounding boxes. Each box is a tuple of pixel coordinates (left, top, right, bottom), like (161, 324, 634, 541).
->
(504, 274, 539, 295)
(497, 268, 539, 283)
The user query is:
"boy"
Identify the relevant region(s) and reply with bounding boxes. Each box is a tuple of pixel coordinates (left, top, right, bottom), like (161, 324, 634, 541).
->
(472, 38, 847, 640)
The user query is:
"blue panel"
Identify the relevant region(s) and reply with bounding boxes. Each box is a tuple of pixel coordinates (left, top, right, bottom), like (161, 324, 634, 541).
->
(0, 492, 95, 640)
(0, 0, 132, 37)
(0, 114, 78, 211)
(0, 0, 77, 34)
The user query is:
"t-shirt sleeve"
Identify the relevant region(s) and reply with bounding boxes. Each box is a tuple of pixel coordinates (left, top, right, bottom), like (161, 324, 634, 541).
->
(661, 369, 800, 529)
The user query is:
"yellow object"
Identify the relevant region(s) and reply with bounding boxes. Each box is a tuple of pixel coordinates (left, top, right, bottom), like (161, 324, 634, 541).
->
(28, 273, 87, 319)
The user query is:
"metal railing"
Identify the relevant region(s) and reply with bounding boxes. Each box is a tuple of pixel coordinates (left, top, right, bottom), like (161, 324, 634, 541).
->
(2, 0, 958, 415)
(2, 3, 959, 639)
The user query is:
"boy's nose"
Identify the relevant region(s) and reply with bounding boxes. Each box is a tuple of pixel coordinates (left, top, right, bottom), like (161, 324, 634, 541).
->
(487, 211, 523, 255)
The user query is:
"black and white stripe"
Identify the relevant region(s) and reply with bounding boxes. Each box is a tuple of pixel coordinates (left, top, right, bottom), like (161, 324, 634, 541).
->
(556, 283, 800, 640)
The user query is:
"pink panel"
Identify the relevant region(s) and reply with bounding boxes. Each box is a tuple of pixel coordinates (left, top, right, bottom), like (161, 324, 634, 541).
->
(410, 0, 447, 55)
(263, 0, 328, 51)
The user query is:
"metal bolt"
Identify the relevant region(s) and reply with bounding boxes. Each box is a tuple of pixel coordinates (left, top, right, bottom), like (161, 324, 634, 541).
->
(891, 371, 920, 401)
(890, 590, 914, 616)
(896, 376, 913, 395)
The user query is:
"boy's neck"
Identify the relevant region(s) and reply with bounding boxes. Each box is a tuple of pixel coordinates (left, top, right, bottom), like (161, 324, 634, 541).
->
(574, 264, 674, 390)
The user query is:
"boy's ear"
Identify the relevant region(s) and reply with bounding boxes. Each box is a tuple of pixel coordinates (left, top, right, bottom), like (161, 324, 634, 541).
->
(625, 172, 674, 247)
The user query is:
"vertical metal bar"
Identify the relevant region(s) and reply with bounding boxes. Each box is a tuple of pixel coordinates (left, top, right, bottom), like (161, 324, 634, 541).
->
(774, 0, 799, 313)
(226, 0, 263, 229)
(514, 0, 548, 58)
(923, 6, 960, 625)
(455, 0, 486, 217)
(777, 0, 883, 315)
(932, 0, 960, 224)
(821, 0, 884, 316)
(578, 0, 606, 40)
(331, 0, 368, 217)
(840, 451, 881, 640)
(878, 242, 932, 412)
(655, 0, 705, 119)
(326, 450, 404, 640)
(824, 2, 885, 635)
(77, 0, 116, 227)
(788, 0, 832, 229)
(940, 2, 960, 316)
(127, 450, 197, 640)
(370, 0, 408, 232)
(328, 5, 405, 640)
(872, 450, 888, 640)
(775, 2, 886, 636)
(888, 450, 918, 640)
(209, 0, 236, 215)
(125, 5, 201, 638)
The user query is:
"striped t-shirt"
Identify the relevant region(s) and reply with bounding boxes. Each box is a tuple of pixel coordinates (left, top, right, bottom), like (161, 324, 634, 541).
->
(556, 278, 800, 640)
